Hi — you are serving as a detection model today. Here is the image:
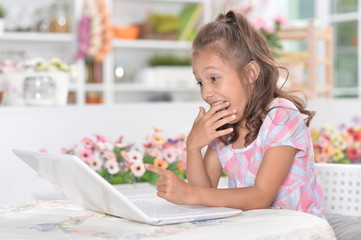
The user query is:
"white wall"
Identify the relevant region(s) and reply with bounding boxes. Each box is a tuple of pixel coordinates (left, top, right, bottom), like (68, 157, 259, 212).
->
(0, 102, 202, 205)
(1, 99, 361, 205)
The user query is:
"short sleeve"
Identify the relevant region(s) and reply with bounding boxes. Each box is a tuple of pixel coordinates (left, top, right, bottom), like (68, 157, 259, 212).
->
(208, 138, 224, 150)
(262, 105, 309, 158)
(208, 139, 217, 150)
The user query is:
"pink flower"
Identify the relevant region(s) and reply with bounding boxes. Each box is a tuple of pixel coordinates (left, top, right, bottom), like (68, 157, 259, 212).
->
(253, 18, 267, 30)
(120, 151, 129, 162)
(79, 149, 93, 162)
(39, 148, 47, 152)
(130, 163, 145, 177)
(239, 4, 250, 12)
(317, 134, 331, 147)
(147, 148, 163, 159)
(102, 151, 116, 162)
(253, 18, 274, 34)
(115, 136, 124, 144)
(81, 137, 95, 149)
(163, 147, 177, 163)
(105, 160, 120, 175)
(89, 154, 103, 171)
(274, 14, 287, 25)
(94, 134, 107, 142)
(95, 141, 106, 152)
(353, 131, 361, 142)
(128, 150, 143, 164)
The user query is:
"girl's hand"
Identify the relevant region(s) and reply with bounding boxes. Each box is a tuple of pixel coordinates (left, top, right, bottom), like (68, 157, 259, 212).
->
(145, 164, 195, 205)
(187, 101, 236, 150)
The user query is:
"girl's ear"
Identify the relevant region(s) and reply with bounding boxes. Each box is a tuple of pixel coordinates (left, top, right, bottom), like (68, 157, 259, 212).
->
(247, 61, 260, 84)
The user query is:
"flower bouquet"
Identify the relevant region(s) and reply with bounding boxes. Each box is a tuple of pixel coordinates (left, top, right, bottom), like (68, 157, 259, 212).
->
(311, 117, 361, 164)
(61, 127, 187, 185)
(141, 127, 187, 185)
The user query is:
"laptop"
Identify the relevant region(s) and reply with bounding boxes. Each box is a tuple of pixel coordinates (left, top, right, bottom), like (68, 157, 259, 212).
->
(13, 149, 242, 225)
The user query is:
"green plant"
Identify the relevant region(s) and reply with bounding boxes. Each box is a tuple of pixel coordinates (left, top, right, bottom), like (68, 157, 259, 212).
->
(0, 5, 5, 18)
(148, 54, 192, 66)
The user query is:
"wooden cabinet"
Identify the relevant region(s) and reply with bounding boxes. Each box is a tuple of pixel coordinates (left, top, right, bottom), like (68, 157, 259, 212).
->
(278, 21, 333, 99)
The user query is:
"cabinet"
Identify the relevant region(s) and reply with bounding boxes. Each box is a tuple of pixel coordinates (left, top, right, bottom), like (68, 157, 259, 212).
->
(0, 0, 210, 106)
(278, 21, 334, 99)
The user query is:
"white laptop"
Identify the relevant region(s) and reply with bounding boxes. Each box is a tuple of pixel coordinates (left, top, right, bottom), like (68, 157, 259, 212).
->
(13, 149, 242, 225)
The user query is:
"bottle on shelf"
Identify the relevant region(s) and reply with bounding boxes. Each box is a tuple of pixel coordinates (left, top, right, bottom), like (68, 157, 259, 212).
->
(85, 57, 103, 83)
(35, 7, 51, 33)
(50, 2, 70, 33)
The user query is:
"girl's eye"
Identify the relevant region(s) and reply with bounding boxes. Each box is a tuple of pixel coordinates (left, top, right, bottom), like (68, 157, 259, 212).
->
(211, 76, 220, 81)
(196, 81, 203, 87)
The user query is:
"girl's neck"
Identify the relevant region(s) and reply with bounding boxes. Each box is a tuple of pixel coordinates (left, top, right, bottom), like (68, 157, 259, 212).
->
(232, 126, 249, 149)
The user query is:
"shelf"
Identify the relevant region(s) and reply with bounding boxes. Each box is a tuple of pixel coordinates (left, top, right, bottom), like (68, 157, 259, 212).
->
(112, 83, 198, 92)
(84, 83, 105, 91)
(114, 0, 206, 3)
(112, 39, 192, 50)
(0, 0, 209, 106)
(0, 32, 76, 42)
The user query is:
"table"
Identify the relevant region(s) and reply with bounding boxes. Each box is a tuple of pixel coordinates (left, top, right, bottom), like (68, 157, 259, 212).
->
(0, 199, 335, 240)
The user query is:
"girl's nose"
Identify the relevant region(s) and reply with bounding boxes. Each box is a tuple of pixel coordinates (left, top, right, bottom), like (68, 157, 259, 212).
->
(201, 83, 213, 100)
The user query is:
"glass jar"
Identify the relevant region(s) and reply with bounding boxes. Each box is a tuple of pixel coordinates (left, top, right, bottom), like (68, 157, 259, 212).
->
(23, 76, 56, 106)
(35, 7, 51, 32)
(50, 2, 69, 33)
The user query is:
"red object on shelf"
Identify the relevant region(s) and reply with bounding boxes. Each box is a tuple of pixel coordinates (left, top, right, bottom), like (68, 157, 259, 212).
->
(86, 92, 103, 104)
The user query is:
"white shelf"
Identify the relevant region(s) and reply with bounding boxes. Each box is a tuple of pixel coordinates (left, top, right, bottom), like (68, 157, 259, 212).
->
(0, 32, 76, 42)
(114, 0, 206, 3)
(0, 0, 210, 106)
(112, 83, 198, 92)
(112, 39, 192, 50)
(84, 83, 105, 91)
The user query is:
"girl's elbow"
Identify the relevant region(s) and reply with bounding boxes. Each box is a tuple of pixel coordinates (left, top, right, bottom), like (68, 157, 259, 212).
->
(243, 197, 274, 211)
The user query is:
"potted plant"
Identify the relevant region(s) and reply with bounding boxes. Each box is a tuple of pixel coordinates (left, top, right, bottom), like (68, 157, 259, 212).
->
(0, 4, 5, 34)
(135, 54, 194, 88)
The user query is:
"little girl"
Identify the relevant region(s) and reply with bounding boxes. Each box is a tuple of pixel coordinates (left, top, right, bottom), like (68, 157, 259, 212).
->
(145, 10, 323, 217)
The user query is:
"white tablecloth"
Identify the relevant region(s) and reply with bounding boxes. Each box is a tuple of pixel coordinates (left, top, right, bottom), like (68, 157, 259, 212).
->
(0, 199, 335, 240)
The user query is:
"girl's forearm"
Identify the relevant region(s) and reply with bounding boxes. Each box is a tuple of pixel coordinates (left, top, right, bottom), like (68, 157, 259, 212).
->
(186, 149, 213, 188)
(189, 185, 273, 210)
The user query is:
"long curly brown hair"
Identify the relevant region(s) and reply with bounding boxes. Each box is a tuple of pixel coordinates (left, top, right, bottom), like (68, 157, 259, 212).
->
(192, 10, 315, 146)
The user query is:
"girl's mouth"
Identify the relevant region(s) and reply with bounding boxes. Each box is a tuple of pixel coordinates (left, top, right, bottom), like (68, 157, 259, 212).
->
(211, 100, 228, 112)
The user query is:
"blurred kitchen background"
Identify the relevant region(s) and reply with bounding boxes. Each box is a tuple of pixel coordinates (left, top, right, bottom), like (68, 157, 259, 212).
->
(0, 0, 359, 106)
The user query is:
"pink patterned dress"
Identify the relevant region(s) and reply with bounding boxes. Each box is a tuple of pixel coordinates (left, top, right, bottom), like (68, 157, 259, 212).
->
(210, 98, 323, 217)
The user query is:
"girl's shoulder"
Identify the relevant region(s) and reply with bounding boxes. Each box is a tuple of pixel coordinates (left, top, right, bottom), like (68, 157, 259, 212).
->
(268, 97, 298, 110)
(265, 98, 301, 125)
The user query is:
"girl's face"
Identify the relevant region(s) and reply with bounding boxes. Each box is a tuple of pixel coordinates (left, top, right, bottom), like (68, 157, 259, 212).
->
(192, 50, 249, 124)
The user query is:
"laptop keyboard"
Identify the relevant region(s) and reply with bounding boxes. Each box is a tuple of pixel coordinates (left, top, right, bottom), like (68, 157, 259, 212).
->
(132, 200, 201, 218)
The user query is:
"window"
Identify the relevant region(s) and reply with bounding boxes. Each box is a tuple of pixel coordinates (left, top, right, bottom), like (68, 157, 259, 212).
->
(288, 0, 360, 98)
(331, 0, 358, 14)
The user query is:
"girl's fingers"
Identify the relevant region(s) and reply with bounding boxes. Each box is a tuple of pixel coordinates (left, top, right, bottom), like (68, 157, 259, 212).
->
(212, 113, 237, 130)
(196, 106, 206, 119)
(207, 101, 230, 115)
(213, 127, 234, 138)
(157, 184, 167, 193)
